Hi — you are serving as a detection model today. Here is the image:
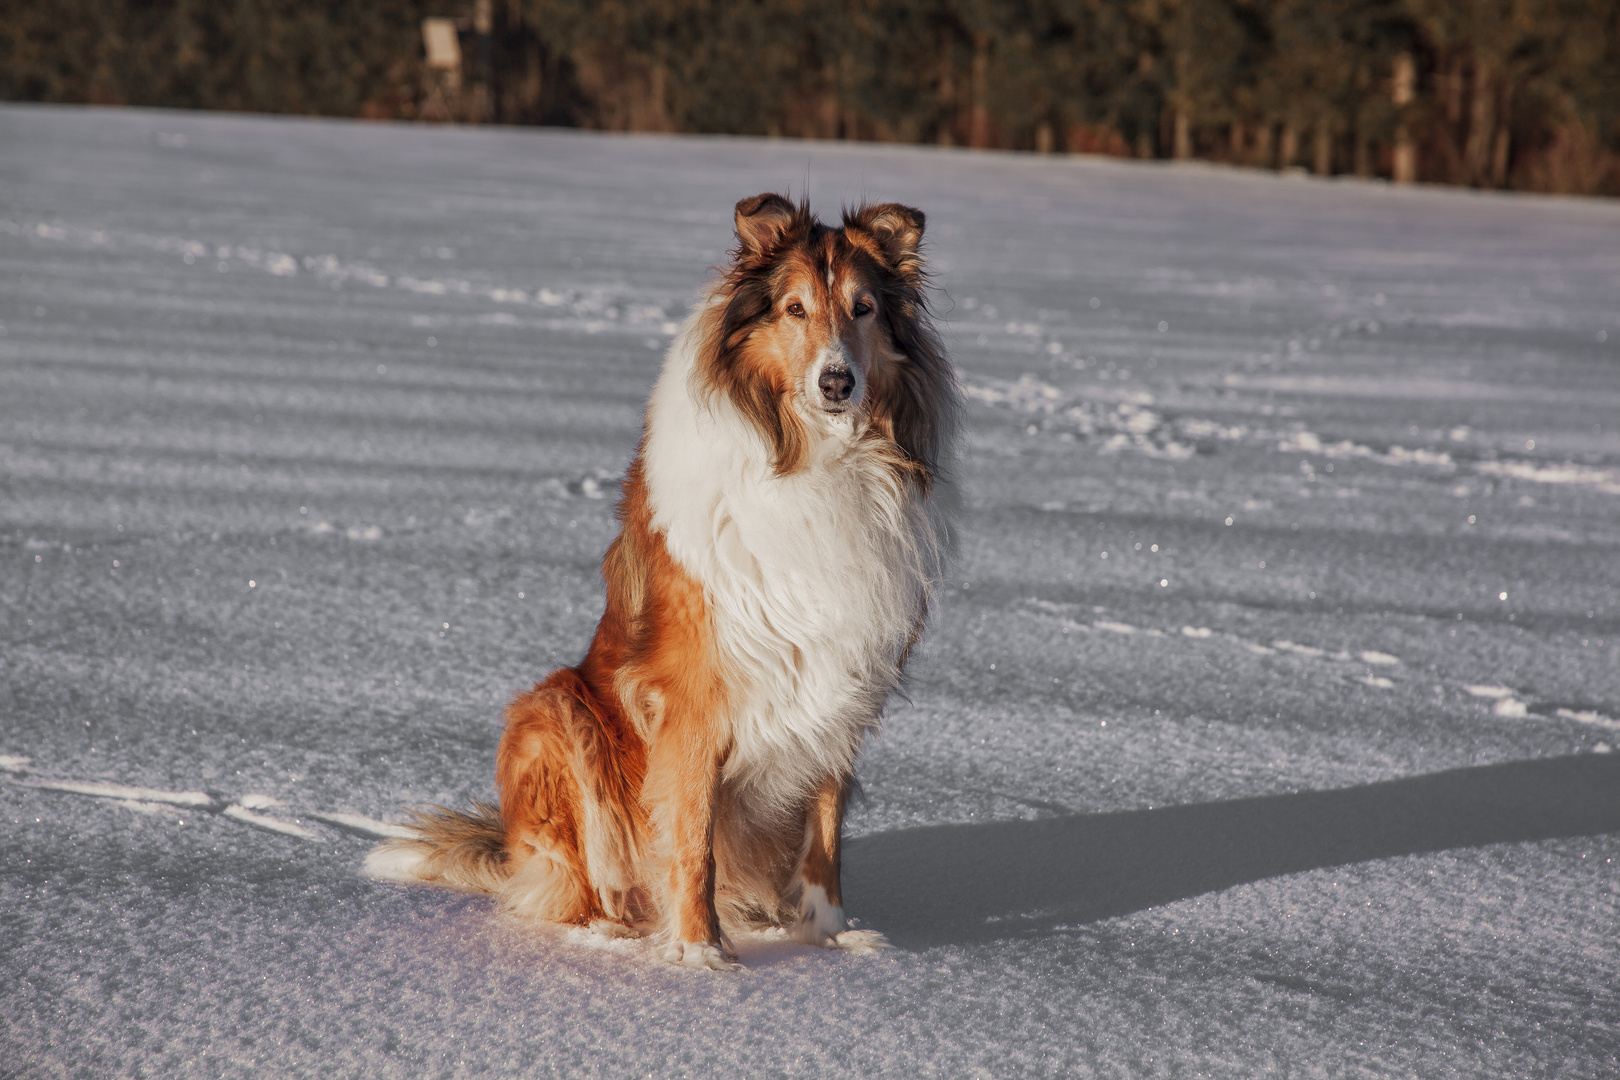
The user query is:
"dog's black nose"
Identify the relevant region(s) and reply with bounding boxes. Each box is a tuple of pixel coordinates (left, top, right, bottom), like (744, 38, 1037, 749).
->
(818, 366, 854, 404)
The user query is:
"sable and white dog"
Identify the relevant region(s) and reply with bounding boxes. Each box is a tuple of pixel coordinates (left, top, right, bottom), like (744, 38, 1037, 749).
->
(366, 193, 958, 970)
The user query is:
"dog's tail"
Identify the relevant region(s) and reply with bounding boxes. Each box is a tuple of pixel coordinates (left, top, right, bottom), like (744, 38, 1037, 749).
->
(361, 800, 511, 894)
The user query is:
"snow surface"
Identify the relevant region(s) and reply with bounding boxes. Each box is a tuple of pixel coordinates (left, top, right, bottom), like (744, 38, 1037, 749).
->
(3, 104, 1620, 1078)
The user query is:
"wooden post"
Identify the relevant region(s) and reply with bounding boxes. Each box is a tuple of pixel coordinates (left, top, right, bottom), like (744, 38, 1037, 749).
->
(1173, 108, 1192, 160)
(422, 18, 462, 90)
(420, 17, 463, 122)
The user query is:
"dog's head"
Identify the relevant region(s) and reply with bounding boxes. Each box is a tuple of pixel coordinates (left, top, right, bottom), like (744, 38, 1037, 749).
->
(698, 193, 953, 487)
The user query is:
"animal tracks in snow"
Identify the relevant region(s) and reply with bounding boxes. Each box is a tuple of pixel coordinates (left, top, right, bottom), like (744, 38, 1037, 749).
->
(0, 760, 417, 844)
(961, 372, 1620, 497)
(1023, 599, 1618, 735)
(1030, 598, 1406, 690)
(1459, 685, 1619, 732)
(9, 217, 682, 341)
(307, 811, 420, 839)
(221, 804, 320, 839)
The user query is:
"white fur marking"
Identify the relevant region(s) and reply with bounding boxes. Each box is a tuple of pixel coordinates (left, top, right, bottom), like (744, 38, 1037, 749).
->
(794, 883, 847, 945)
(643, 313, 941, 812)
(500, 846, 583, 921)
(589, 918, 641, 940)
(361, 842, 430, 882)
(663, 940, 740, 971)
(831, 928, 890, 953)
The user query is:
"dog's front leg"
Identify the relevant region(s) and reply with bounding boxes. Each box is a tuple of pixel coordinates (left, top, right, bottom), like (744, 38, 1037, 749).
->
(646, 721, 736, 971)
(795, 773, 887, 952)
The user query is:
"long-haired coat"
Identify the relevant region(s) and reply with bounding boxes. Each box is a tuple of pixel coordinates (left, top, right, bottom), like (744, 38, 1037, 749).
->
(366, 194, 958, 969)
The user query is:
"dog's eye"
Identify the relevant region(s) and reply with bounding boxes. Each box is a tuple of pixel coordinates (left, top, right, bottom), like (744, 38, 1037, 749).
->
(785, 301, 805, 318)
(852, 300, 873, 317)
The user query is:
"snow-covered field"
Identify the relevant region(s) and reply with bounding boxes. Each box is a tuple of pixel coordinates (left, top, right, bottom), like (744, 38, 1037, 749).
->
(3, 104, 1619, 1078)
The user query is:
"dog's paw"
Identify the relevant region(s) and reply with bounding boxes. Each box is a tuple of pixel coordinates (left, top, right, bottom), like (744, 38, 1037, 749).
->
(662, 940, 741, 972)
(830, 928, 890, 954)
(792, 884, 851, 947)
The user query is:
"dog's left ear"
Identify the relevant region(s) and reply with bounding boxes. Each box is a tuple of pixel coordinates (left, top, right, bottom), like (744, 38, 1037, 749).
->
(847, 203, 927, 283)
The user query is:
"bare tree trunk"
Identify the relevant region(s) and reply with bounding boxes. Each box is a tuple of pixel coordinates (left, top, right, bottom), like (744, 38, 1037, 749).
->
(1465, 61, 1495, 185)
(1279, 123, 1298, 170)
(504, 41, 543, 124)
(471, 0, 493, 123)
(1253, 122, 1274, 168)
(818, 90, 839, 140)
(1494, 83, 1514, 187)
(1392, 52, 1417, 184)
(1439, 54, 1463, 125)
(1392, 137, 1417, 183)
(1313, 127, 1333, 175)
(1491, 81, 1513, 188)
(838, 53, 855, 140)
(1035, 121, 1054, 154)
(1354, 134, 1372, 177)
(651, 64, 670, 132)
(969, 33, 991, 149)
(1173, 108, 1192, 159)
(1491, 127, 1511, 188)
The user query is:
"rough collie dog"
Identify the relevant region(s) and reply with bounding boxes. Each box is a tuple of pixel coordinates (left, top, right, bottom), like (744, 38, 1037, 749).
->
(365, 193, 958, 970)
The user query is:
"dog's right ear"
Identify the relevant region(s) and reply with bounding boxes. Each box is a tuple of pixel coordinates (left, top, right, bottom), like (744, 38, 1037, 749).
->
(733, 193, 798, 264)
(846, 202, 927, 285)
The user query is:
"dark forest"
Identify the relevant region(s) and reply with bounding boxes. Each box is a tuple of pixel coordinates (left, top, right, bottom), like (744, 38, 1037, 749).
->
(4, 0, 1617, 194)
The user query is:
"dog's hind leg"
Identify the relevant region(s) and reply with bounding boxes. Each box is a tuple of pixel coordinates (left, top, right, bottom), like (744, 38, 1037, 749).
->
(791, 773, 886, 952)
(497, 670, 647, 929)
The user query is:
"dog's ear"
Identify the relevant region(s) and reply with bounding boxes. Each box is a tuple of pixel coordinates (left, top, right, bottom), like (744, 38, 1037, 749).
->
(847, 203, 927, 283)
(733, 193, 798, 263)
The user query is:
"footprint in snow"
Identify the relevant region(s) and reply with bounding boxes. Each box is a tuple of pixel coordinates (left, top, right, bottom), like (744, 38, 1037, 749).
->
(1461, 686, 1620, 729)
(1555, 708, 1620, 732)
(1465, 684, 1531, 717)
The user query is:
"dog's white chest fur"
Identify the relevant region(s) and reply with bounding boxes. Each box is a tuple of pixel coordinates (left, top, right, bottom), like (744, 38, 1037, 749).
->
(642, 324, 938, 808)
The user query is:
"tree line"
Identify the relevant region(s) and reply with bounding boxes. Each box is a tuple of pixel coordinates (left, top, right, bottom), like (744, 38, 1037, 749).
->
(3, 0, 1617, 195)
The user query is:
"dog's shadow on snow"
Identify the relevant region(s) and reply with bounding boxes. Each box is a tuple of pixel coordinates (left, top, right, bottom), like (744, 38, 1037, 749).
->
(843, 753, 1620, 949)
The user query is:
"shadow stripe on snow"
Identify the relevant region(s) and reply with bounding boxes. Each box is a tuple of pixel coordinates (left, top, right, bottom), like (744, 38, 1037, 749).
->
(844, 752, 1620, 948)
